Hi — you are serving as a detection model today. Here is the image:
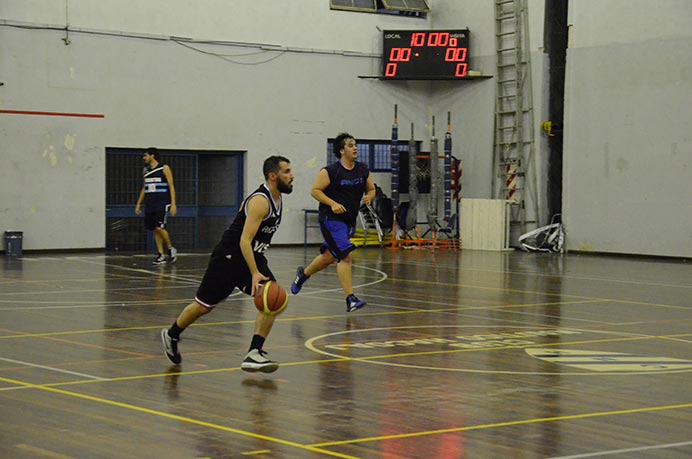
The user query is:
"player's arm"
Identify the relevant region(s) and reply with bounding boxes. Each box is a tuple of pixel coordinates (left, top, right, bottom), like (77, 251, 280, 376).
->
(163, 165, 177, 216)
(362, 172, 376, 206)
(135, 187, 145, 215)
(240, 195, 270, 296)
(311, 168, 345, 214)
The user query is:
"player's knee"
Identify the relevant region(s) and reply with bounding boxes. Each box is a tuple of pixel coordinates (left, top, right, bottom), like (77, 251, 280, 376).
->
(320, 252, 335, 266)
(194, 301, 213, 316)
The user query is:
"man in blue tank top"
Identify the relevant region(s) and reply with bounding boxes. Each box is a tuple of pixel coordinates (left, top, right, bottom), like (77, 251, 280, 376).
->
(291, 133, 376, 312)
(135, 147, 178, 264)
(161, 156, 294, 373)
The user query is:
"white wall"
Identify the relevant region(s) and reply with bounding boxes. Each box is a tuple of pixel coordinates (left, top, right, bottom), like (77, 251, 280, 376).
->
(563, 0, 692, 257)
(0, 1, 427, 249)
(2, 0, 690, 257)
(431, 0, 547, 228)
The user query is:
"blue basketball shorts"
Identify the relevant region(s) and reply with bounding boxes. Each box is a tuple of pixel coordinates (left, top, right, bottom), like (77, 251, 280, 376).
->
(319, 218, 356, 262)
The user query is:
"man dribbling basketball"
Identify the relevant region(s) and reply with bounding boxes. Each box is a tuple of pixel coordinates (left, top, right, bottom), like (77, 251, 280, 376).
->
(161, 156, 293, 373)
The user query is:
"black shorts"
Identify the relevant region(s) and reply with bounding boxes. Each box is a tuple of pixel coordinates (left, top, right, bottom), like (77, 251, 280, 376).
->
(194, 244, 275, 308)
(144, 209, 168, 231)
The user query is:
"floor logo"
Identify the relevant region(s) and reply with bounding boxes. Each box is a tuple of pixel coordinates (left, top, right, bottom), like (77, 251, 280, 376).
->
(306, 325, 692, 375)
(525, 348, 692, 372)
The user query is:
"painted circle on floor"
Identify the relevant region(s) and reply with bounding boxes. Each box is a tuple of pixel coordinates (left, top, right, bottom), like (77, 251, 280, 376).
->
(305, 325, 692, 375)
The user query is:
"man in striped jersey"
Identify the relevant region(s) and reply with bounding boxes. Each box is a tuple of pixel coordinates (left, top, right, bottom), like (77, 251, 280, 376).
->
(135, 147, 178, 264)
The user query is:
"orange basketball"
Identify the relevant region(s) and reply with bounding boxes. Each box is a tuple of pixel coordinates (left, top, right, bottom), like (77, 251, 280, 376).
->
(254, 281, 288, 315)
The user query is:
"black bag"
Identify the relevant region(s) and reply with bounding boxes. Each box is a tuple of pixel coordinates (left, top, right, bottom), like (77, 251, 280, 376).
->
(372, 184, 393, 229)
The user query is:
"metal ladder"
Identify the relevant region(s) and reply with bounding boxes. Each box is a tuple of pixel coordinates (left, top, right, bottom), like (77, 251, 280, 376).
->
(492, 0, 538, 239)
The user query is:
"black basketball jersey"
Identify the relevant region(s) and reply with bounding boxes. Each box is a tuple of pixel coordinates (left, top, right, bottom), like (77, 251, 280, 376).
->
(142, 163, 171, 212)
(220, 184, 282, 258)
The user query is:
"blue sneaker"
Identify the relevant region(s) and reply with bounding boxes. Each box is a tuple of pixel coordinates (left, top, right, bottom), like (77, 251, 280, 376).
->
(291, 266, 310, 294)
(346, 294, 366, 312)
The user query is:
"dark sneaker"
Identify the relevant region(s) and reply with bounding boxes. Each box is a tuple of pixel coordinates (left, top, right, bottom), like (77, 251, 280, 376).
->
(161, 329, 181, 365)
(167, 247, 177, 264)
(241, 349, 279, 373)
(153, 254, 166, 265)
(291, 266, 310, 294)
(346, 294, 366, 312)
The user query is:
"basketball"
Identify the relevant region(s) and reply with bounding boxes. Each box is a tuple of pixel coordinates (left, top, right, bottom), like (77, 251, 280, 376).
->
(254, 281, 288, 315)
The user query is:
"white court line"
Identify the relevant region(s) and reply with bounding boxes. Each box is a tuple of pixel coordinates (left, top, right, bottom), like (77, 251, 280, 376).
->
(284, 265, 388, 296)
(0, 285, 194, 299)
(0, 302, 183, 311)
(0, 385, 32, 392)
(547, 440, 692, 458)
(377, 258, 692, 290)
(73, 257, 203, 284)
(0, 356, 105, 380)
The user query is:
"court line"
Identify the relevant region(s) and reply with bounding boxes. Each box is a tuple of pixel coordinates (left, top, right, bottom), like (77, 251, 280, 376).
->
(0, 357, 105, 380)
(4, 359, 346, 389)
(546, 440, 692, 458)
(14, 444, 76, 459)
(308, 402, 692, 447)
(0, 299, 600, 339)
(382, 275, 692, 310)
(0, 375, 359, 459)
(8, 258, 687, 313)
(74, 257, 204, 284)
(1, 300, 689, 343)
(7, 332, 692, 393)
(0, 285, 194, 301)
(0, 327, 153, 358)
(375, 257, 692, 290)
(306, 332, 692, 376)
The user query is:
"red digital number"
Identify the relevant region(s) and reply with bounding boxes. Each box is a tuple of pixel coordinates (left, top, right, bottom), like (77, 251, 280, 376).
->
(450, 37, 458, 47)
(444, 48, 467, 62)
(427, 32, 449, 47)
(389, 47, 411, 62)
(385, 63, 398, 77)
(410, 33, 426, 47)
(455, 63, 468, 77)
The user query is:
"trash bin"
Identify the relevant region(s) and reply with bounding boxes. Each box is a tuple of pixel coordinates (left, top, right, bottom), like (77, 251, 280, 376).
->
(4, 231, 23, 257)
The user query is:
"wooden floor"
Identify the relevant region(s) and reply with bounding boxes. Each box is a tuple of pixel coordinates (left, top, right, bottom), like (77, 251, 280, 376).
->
(1, 247, 692, 459)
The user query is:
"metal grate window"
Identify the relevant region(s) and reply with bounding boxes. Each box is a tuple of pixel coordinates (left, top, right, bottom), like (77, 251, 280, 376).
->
(330, 0, 376, 12)
(381, 0, 429, 13)
(330, 0, 427, 16)
(326, 138, 421, 173)
(105, 148, 243, 253)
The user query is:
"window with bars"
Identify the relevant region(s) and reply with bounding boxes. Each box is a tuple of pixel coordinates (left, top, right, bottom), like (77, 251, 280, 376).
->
(326, 138, 422, 173)
(330, 0, 428, 16)
(105, 148, 244, 253)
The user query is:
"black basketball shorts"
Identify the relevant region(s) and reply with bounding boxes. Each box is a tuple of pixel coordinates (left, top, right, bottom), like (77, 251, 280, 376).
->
(194, 244, 275, 308)
(144, 210, 167, 231)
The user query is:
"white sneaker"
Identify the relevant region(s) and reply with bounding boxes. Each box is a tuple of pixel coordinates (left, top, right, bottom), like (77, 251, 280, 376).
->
(241, 349, 279, 373)
(167, 247, 177, 263)
(161, 329, 181, 365)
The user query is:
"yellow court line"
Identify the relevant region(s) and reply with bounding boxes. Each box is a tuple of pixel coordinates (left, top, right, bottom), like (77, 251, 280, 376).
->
(383, 275, 692, 310)
(9, 334, 692, 392)
(14, 444, 76, 459)
(0, 299, 600, 340)
(28, 357, 348, 389)
(0, 375, 360, 459)
(310, 402, 692, 447)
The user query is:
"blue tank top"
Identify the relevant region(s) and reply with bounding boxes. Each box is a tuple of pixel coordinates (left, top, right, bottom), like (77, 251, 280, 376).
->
(319, 161, 370, 225)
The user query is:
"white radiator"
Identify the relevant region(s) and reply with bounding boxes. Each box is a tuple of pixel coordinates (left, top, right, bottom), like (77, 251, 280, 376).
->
(460, 199, 512, 251)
